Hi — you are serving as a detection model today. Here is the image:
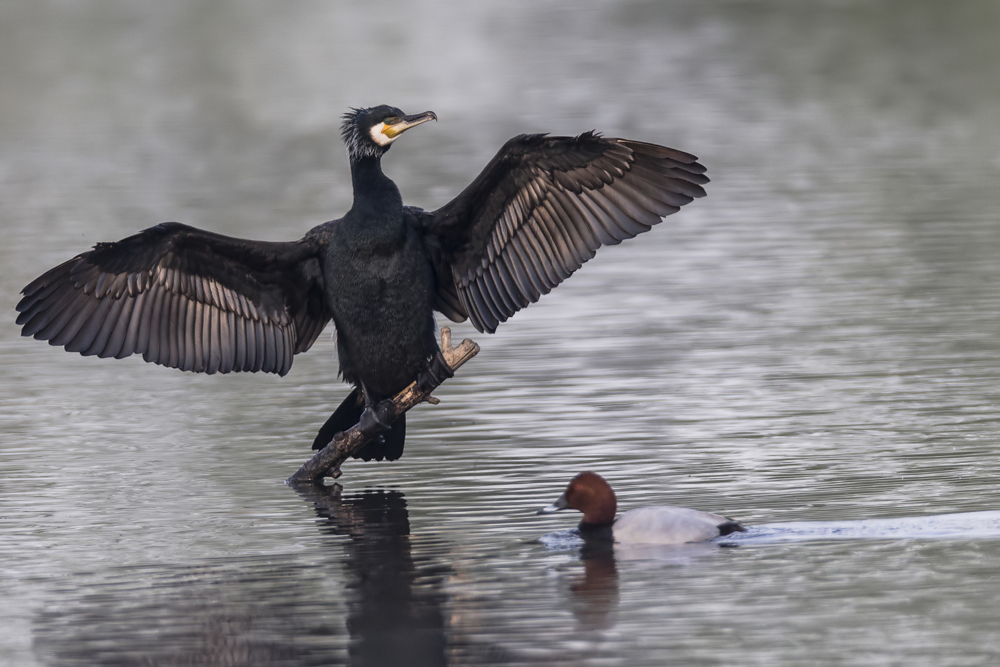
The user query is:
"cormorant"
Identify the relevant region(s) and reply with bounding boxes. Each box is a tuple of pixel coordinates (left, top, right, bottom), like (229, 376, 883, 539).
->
(16, 105, 709, 462)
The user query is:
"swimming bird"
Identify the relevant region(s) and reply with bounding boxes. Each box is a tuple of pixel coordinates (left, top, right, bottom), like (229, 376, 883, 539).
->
(15, 105, 709, 462)
(538, 472, 744, 544)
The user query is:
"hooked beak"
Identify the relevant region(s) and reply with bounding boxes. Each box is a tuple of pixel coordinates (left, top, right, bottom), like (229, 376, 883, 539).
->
(382, 110, 437, 139)
(536, 493, 569, 515)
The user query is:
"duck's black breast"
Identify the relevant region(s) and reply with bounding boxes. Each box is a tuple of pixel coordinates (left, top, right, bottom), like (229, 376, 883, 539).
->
(577, 521, 615, 542)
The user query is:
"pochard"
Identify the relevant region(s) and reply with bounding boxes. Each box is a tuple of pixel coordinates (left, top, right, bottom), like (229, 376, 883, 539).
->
(538, 472, 746, 545)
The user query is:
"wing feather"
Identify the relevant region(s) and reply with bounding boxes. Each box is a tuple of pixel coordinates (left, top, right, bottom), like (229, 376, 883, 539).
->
(493, 255, 521, 312)
(15, 221, 331, 376)
(118, 291, 147, 359)
(168, 292, 182, 369)
(219, 310, 234, 374)
(423, 133, 708, 332)
(102, 295, 134, 359)
(140, 282, 163, 361)
(31, 290, 81, 340)
(70, 297, 113, 354)
(499, 241, 534, 303)
(87, 293, 128, 357)
(518, 223, 560, 289)
(181, 297, 195, 371)
(236, 318, 250, 372)
(53, 295, 102, 348)
(252, 318, 265, 373)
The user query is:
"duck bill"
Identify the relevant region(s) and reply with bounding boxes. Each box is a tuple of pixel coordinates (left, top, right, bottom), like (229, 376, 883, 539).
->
(383, 111, 437, 138)
(536, 493, 569, 515)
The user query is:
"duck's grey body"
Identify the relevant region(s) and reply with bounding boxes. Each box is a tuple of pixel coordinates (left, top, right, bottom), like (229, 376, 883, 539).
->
(611, 506, 740, 545)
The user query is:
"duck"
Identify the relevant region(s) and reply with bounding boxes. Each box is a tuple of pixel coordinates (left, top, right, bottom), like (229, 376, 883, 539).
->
(537, 472, 745, 545)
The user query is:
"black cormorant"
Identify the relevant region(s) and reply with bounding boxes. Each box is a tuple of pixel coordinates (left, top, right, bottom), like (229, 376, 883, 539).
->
(16, 105, 709, 462)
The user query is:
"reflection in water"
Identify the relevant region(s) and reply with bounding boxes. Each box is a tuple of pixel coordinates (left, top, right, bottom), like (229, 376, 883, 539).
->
(552, 534, 733, 631)
(31, 486, 454, 666)
(568, 542, 619, 631)
(296, 483, 449, 667)
(32, 561, 346, 666)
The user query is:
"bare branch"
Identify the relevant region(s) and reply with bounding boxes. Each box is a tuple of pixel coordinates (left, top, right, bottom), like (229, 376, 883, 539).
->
(286, 327, 479, 485)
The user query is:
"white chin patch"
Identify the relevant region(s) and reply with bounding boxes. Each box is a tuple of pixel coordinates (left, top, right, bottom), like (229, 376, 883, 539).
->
(369, 122, 396, 147)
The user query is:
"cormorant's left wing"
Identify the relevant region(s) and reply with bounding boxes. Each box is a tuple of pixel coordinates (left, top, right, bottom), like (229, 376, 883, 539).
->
(16, 222, 330, 376)
(418, 132, 709, 333)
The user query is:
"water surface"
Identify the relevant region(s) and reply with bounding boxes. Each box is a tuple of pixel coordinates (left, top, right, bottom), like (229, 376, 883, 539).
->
(3, 2, 1000, 665)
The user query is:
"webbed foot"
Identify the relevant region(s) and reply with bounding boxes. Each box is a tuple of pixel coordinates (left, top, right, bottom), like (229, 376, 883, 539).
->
(417, 351, 454, 393)
(358, 398, 397, 439)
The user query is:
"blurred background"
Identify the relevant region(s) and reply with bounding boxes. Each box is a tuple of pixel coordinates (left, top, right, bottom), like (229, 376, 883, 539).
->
(2, 1, 1000, 665)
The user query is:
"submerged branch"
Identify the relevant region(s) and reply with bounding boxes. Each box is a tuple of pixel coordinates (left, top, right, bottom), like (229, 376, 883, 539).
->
(286, 327, 479, 485)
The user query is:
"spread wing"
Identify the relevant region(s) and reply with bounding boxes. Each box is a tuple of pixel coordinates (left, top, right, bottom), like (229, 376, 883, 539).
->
(419, 132, 709, 333)
(16, 222, 331, 376)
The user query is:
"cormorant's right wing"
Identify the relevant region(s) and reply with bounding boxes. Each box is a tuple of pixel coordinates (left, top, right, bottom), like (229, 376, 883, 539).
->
(16, 222, 330, 376)
(419, 132, 709, 333)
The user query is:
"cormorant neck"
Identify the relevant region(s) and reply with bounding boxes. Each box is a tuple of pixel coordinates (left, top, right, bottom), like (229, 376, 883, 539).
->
(348, 153, 402, 213)
(350, 154, 390, 190)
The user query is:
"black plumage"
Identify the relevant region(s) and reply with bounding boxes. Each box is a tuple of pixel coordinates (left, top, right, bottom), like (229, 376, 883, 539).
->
(16, 105, 709, 462)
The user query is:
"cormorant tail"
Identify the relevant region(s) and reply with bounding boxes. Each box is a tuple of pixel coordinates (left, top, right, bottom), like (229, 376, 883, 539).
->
(312, 387, 364, 450)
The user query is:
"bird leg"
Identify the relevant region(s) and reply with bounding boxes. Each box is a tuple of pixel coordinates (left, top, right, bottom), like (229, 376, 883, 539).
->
(416, 350, 454, 393)
(358, 398, 397, 439)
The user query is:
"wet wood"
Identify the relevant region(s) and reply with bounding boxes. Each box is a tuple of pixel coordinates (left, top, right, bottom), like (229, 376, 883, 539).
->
(286, 327, 479, 485)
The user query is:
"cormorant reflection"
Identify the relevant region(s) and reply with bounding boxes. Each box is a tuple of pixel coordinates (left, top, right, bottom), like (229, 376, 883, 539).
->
(297, 483, 449, 667)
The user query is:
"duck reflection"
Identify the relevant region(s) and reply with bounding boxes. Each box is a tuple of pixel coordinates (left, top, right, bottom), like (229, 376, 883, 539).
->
(566, 542, 620, 630)
(296, 483, 449, 667)
(561, 540, 731, 631)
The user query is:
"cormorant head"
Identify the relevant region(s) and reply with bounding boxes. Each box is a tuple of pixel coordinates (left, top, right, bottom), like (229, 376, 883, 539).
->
(341, 105, 437, 162)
